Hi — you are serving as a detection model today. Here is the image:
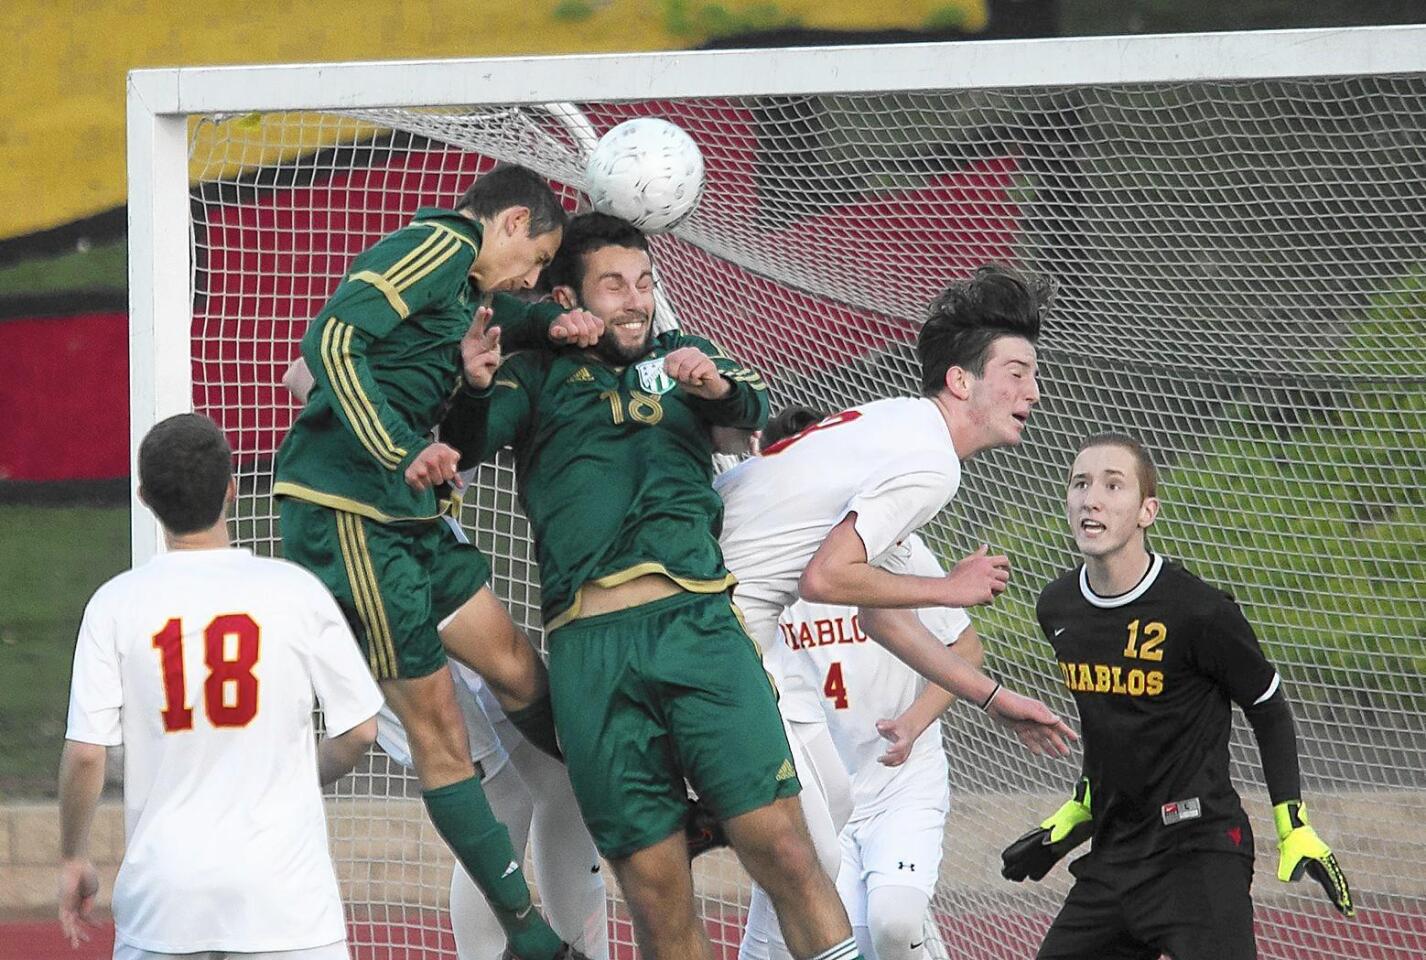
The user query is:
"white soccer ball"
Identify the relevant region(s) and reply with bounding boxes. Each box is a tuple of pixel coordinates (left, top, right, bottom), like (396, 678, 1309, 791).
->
(585, 118, 705, 234)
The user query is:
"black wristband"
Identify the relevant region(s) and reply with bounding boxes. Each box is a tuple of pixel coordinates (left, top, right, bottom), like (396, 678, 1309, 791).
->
(980, 682, 1003, 712)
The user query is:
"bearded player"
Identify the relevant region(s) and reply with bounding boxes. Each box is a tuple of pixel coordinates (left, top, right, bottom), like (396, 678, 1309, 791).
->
(1002, 433, 1352, 960)
(442, 212, 878, 960)
(715, 265, 1076, 960)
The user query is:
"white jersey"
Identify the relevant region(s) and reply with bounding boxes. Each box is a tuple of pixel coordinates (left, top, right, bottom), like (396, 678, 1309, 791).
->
(716, 397, 961, 721)
(65, 548, 384, 955)
(780, 536, 968, 820)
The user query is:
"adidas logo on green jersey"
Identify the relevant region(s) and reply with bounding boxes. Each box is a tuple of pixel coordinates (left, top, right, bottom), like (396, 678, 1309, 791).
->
(566, 367, 595, 384)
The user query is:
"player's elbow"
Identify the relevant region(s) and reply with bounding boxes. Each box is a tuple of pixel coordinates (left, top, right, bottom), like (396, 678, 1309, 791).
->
(281, 358, 315, 403)
(61, 740, 107, 771)
(955, 626, 986, 670)
(348, 716, 379, 751)
(711, 426, 755, 455)
(856, 605, 895, 643)
(798, 558, 839, 603)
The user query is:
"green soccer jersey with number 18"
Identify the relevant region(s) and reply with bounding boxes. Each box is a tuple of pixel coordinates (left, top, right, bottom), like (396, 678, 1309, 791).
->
(442, 331, 768, 630)
(273, 207, 561, 524)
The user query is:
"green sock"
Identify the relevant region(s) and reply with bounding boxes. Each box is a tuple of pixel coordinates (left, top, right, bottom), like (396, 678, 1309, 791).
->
(507, 692, 564, 760)
(423, 776, 563, 960)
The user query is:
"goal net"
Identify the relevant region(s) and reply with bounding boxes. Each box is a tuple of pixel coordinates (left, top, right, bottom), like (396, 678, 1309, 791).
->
(140, 27, 1426, 960)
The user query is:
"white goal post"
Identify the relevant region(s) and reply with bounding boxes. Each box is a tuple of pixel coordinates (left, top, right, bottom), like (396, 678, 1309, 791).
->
(129, 25, 1426, 960)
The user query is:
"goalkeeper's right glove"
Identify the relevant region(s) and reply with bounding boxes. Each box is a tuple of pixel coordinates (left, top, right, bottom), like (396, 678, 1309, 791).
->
(1001, 776, 1093, 882)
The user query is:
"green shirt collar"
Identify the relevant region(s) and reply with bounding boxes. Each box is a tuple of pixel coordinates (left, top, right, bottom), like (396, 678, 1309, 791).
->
(413, 207, 483, 245)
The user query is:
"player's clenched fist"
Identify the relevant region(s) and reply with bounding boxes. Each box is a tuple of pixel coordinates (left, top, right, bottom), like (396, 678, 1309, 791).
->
(665, 346, 731, 399)
(548, 307, 603, 347)
(461, 306, 503, 390)
(941, 544, 1011, 606)
(405, 442, 463, 492)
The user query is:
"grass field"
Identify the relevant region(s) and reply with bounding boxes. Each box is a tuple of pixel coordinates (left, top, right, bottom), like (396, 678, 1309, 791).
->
(0, 505, 128, 797)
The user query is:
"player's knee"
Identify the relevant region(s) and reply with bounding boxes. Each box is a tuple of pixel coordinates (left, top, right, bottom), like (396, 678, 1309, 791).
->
(392, 683, 473, 773)
(870, 914, 922, 960)
(623, 876, 700, 946)
(868, 888, 929, 960)
(763, 824, 828, 894)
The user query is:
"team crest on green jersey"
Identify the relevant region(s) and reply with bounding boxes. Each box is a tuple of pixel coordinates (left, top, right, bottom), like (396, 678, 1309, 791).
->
(636, 358, 676, 395)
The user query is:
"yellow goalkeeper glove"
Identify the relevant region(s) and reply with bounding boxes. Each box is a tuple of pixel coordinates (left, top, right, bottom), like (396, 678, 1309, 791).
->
(1001, 776, 1093, 882)
(1275, 800, 1354, 916)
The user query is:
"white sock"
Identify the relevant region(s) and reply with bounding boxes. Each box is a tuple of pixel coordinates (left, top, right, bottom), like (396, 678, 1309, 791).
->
(510, 734, 609, 960)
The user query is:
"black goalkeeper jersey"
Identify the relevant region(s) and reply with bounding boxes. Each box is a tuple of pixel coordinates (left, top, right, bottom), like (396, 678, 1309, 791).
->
(1036, 555, 1280, 863)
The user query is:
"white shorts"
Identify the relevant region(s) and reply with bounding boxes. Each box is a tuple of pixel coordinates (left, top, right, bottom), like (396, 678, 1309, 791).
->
(836, 803, 946, 927)
(114, 940, 347, 960)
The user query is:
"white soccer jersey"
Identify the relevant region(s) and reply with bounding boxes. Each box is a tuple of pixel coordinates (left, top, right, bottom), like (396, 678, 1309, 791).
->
(780, 536, 968, 820)
(65, 548, 384, 955)
(715, 397, 961, 721)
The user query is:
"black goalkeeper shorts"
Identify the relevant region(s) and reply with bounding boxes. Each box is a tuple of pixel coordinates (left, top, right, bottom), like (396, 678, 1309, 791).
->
(1038, 849, 1256, 960)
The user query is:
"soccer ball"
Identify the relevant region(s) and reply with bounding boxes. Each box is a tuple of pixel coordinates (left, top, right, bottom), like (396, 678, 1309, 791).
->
(584, 118, 705, 234)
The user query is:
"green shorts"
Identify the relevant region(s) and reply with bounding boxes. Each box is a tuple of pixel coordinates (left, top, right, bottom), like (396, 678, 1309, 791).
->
(278, 499, 490, 681)
(547, 590, 801, 860)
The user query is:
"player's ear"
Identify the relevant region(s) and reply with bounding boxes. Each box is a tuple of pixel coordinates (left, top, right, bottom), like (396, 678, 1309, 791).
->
(136, 485, 149, 509)
(551, 285, 578, 309)
(943, 364, 973, 401)
(225, 476, 238, 504)
(502, 206, 532, 238)
(1138, 495, 1159, 529)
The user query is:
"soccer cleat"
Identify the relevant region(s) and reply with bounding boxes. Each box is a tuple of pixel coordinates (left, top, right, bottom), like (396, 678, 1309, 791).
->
(1001, 776, 1094, 882)
(1275, 801, 1354, 916)
(684, 797, 730, 859)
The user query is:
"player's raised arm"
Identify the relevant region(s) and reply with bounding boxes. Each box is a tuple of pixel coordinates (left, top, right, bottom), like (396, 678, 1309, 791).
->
(665, 334, 769, 429)
(488, 292, 604, 349)
(802, 514, 1010, 609)
(441, 355, 540, 473)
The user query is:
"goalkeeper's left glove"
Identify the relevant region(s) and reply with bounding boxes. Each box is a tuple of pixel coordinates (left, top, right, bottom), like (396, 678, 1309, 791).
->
(1275, 800, 1354, 917)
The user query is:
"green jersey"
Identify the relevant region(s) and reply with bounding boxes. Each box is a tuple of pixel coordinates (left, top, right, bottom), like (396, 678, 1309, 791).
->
(443, 331, 768, 629)
(273, 207, 560, 523)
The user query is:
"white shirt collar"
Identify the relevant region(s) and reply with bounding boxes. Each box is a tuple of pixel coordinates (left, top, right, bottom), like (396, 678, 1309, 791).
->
(1078, 553, 1163, 608)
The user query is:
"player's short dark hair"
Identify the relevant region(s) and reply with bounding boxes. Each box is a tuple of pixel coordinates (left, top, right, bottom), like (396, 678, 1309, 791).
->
(542, 212, 651, 292)
(762, 404, 828, 448)
(1077, 432, 1159, 500)
(455, 165, 568, 237)
(916, 263, 1053, 396)
(138, 414, 233, 535)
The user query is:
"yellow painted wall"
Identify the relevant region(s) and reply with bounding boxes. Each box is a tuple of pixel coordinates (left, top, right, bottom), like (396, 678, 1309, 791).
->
(2, 0, 985, 239)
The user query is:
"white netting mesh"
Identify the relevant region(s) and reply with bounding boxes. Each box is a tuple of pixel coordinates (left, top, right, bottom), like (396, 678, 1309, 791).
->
(188, 66, 1425, 960)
